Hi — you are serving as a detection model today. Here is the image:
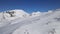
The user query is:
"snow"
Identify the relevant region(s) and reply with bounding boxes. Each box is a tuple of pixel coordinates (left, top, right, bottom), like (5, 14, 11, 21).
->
(32, 11, 41, 16)
(0, 9, 60, 34)
(0, 9, 29, 21)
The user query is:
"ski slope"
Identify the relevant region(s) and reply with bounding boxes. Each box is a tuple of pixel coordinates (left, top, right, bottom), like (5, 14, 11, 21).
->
(0, 15, 41, 34)
(13, 10, 60, 34)
(0, 9, 60, 34)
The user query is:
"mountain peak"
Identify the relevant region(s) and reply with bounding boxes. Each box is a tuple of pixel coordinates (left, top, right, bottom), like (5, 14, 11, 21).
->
(0, 9, 30, 21)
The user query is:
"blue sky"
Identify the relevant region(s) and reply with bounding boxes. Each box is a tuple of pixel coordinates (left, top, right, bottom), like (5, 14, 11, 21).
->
(0, 0, 60, 13)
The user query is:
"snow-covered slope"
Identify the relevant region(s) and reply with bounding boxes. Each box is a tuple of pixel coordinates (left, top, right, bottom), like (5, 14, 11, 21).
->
(12, 9, 60, 34)
(0, 9, 60, 34)
(0, 9, 30, 27)
(0, 9, 29, 21)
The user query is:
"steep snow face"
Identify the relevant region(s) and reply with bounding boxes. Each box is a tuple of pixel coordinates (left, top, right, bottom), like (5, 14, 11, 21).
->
(12, 10, 60, 34)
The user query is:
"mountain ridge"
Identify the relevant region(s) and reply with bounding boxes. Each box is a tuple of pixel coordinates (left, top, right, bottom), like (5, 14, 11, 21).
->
(0, 9, 60, 34)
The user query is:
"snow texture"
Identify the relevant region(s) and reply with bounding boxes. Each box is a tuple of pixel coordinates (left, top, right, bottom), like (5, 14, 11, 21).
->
(0, 9, 60, 34)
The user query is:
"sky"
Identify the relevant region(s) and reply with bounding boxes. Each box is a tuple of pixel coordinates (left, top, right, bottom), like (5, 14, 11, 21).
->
(0, 0, 60, 13)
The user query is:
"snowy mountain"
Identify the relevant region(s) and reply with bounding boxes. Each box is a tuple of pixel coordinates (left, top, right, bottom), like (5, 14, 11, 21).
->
(0, 9, 29, 21)
(0, 9, 29, 27)
(0, 9, 60, 34)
